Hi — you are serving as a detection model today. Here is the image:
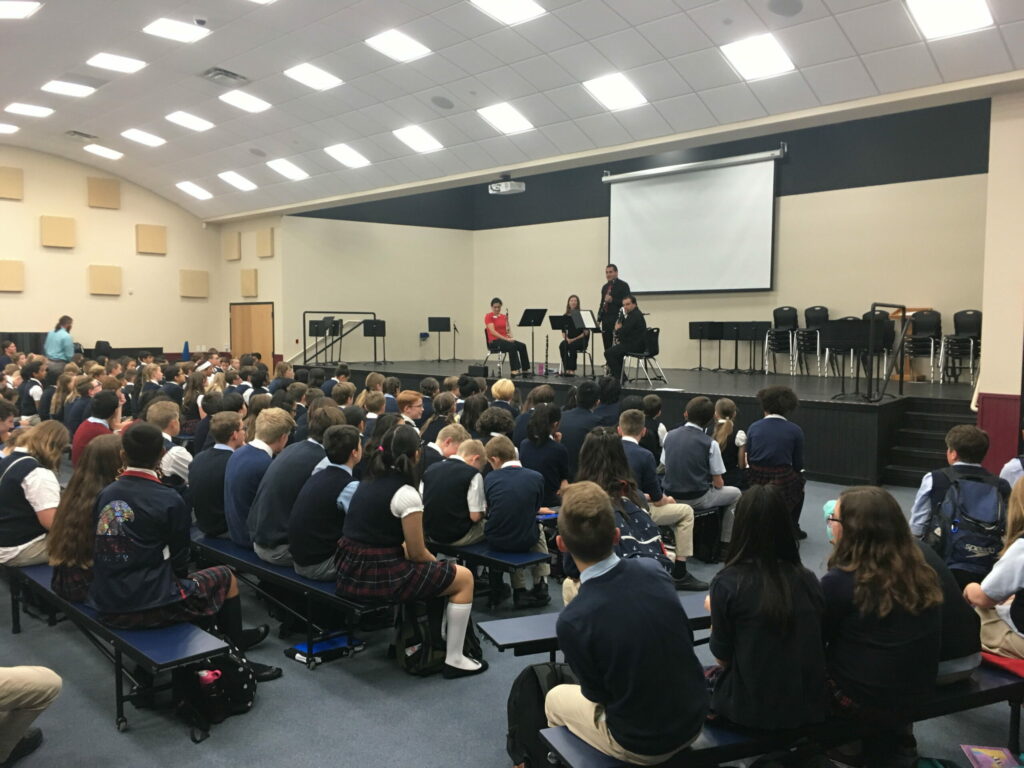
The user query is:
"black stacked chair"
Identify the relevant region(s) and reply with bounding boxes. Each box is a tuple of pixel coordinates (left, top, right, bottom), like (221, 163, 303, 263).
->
(907, 310, 942, 383)
(861, 309, 896, 382)
(824, 316, 862, 378)
(795, 306, 828, 376)
(940, 309, 982, 385)
(622, 328, 668, 388)
(763, 306, 798, 375)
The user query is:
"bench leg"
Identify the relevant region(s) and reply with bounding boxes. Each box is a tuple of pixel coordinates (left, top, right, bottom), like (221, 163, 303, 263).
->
(489, 569, 503, 609)
(10, 576, 21, 635)
(305, 592, 316, 670)
(1009, 698, 1021, 755)
(114, 648, 128, 732)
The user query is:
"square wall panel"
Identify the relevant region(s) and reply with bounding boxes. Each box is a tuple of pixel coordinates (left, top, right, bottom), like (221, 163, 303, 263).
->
(241, 268, 258, 298)
(87, 265, 122, 296)
(223, 231, 241, 261)
(0, 260, 25, 292)
(0, 167, 24, 201)
(40, 216, 75, 248)
(179, 269, 209, 298)
(256, 228, 275, 258)
(135, 224, 168, 255)
(87, 177, 120, 209)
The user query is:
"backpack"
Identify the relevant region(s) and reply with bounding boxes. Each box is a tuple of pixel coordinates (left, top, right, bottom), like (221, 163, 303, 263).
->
(173, 641, 257, 742)
(390, 598, 483, 676)
(615, 498, 673, 573)
(506, 662, 578, 768)
(925, 467, 1008, 576)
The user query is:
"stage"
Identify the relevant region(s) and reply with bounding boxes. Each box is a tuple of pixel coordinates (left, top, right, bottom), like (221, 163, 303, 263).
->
(333, 359, 974, 487)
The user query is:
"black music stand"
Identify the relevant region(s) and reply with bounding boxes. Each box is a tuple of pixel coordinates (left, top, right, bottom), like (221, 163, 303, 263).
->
(574, 309, 599, 378)
(428, 317, 451, 363)
(688, 322, 723, 371)
(822, 320, 869, 400)
(722, 322, 743, 374)
(362, 319, 388, 365)
(741, 321, 771, 374)
(518, 309, 547, 375)
(549, 315, 573, 376)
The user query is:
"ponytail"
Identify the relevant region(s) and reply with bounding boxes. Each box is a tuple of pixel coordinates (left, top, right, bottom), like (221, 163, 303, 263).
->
(527, 403, 561, 446)
(713, 398, 737, 451)
(364, 424, 420, 486)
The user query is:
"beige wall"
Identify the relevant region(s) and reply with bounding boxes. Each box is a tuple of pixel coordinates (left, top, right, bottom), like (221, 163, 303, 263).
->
(216, 216, 284, 354)
(0, 146, 223, 352)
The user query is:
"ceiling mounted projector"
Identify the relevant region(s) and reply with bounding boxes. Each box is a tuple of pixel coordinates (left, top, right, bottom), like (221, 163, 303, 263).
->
(488, 174, 525, 195)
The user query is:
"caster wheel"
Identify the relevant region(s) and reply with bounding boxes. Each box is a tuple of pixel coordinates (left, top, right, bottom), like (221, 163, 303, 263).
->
(116, 716, 128, 732)
(307, 660, 318, 671)
(190, 727, 210, 744)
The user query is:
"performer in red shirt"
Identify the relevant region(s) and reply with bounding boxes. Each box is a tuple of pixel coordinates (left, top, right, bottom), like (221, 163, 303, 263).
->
(484, 298, 530, 376)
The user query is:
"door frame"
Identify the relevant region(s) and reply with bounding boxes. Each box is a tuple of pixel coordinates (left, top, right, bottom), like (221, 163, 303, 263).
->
(229, 301, 275, 358)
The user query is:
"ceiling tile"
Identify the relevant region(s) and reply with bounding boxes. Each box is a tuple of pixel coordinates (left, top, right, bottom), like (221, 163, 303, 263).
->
(449, 141, 503, 170)
(553, 0, 631, 38)
(509, 92, 571, 126)
(821, 0, 887, 11)
(573, 112, 634, 145)
(446, 110, 500, 142)
(651, 93, 719, 133)
(801, 56, 878, 104)
(508, 129, 563, 160)
(378, 64, 437, 95)
(636, 12, 713, 57)
(698, 82, 768, 123)
(511, 13, 586, 52)
(544, 83, 608, 119)
(687, 0, 769, 46)
(432, 2, 502, 39)
(415, 53, 470, 85)
(539, 121, 598, 154)
(602, 0, 682, 26)
(613, 105, 673, 140)
(387, 94, 439, 124)
(861, 42, 942, 93)
(927, 28, 1014, 82)
(670, 48, 741, 90)
(474, 66, 538, 100)
(990, 0, 1024, 24)
(835, 0, 920, 54)
(625, 60, 694, 101)
(748, 0, 833, 29)
(510, 55, 579, 91)
(748, 71, 820, 114)
(441, 40, 500, 75)
(1003, 20, 1024, 69)
(590, 28, 665, 70)
(774, 16, 857, 67)
(548, 42, 617, 80)
(477, 135, 532, 165)
(473, 28, 544, 65)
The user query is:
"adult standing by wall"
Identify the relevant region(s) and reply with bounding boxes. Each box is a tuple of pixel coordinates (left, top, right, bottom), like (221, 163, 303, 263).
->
(597, 264, 630, 351)
(43, 316, 74, 369)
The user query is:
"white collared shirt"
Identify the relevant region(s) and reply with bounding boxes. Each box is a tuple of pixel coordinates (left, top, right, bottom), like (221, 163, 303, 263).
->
(249, 439, 274, 459)
(160, 432, 192, 483)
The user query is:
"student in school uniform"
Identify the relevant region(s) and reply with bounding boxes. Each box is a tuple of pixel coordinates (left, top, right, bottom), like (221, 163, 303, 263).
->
(477, 407, 516, 446)
(420, 392, 456, 447)
(246, 370, 269, 405)
(144, 401, 192, 489)
(489, 378, 519, 417)
(65, 376, 103, 438)
(418, 376, 439, 427)
(17, 360, 47, 426)
(336, 424, 487, 679)
(512, 385, 556, 448)
(712, 398, 748, 491)
(397, 390, 424, 433)
(70, 391, 119, 467)
(558, 381, 602, 479)
(592, 376, 621, 428)
(383, 377, 401, 414)
(189, 412, 246, 538)
(422, 439, 487, 546)
(267, 362, 294, 394)
(161, 365, 185, 406)
(638, 394, 666, 460)
(999, 419, 1023, 489)
(36, 369, 59, 424)
(518, 404, 569, 508)
(420, 423, 469, 475)
(320, 364, 350, 397)
(745, 387, 805, 537)
(224, 408, 293, 548)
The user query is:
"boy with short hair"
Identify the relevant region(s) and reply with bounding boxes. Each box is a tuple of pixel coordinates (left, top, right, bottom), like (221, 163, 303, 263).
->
(190, 412, 246, 537)
(421, 423, 471, 472)
(145, 400, 192, 486)
(546, 481, 708, 765)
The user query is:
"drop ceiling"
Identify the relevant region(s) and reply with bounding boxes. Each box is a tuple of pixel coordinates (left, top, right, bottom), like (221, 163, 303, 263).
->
(1, 0, 1022, 221)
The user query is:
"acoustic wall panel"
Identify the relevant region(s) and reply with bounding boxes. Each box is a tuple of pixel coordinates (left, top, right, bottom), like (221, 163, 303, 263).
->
(87, 265, 122, 295)
(0, 167, 23, 201)
(0, 260, 25, 292)
(240, 268, 258, 297)
(87, 177, 120, 209)
(222, 230, 241, 261)
(256, 227, 275, 258)
(40, 216, 75, 248)
(179, 269, 209, 298)
(135, 224, 168, 255)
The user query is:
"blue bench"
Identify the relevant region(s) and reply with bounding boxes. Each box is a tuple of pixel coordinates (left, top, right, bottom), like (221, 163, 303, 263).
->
(190, 531, 388, 669)
(478, 592, 710, 662)
(429, 541, 552, 608)
(7, 563, 227, 738)
(540, 665, 1024, 767)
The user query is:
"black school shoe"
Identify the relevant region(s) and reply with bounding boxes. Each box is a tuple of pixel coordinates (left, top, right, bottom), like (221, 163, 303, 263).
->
(442, 659, 489, 679)
(671, 562, 709, 591)
(0, 728, 42, 768)
(240, 624, 270, 651)
(250, 662, 283, 682)
(513, 582, 551, 609)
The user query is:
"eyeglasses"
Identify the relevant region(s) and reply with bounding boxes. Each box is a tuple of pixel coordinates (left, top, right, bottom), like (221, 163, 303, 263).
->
(826, 516, 842, 525)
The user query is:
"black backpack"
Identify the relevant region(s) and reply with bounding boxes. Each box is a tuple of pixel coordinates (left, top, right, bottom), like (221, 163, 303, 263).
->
(925, 468, 1008, 576)
(507, 662, 578, 768)
(391, 598, 483, 676)
(173, 641, 257, 742)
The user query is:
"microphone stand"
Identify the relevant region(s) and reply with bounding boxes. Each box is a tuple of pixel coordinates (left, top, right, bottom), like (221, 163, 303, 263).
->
(450, 324, 461, 362)
(544, 334, 550, 377)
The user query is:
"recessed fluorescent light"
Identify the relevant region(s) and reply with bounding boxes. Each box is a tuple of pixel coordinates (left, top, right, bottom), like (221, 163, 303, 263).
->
(165, 110, 214, 132)
(40, 80, 95, 98)
(245, 0, 277, 3)
(219, 89, 271, 113)
(284, 63, 342, 91)
(87, 52, 147, 73)
(143, 17, 211, 43)
(84, 144, 123, 160)
(478, 102, 534, 135)
(0, 123, 19, 134)
(218, 171, 258, 191)
(176, 181, 212, 200)
(906, 0, 993, 40)
(393, 125, 443, 153)
(365, 29, 431, 62)
(324, 143, 370, 168)
(266, 158, 309, 181)
(470, 0, 545, 26)
(4, 102, 53, 117)
(121, 128, 166, 147)
(720, 33, 795, 81)
(582, 73, 647, 112)
(0, 2, 42, 19)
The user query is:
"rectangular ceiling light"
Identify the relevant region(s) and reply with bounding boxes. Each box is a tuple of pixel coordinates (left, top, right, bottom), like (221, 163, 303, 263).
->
(720, 33, 795, 81)
(165, 110, 214, 131)
(284, 63, 342, 91)
(0, 2, 42, 19)
(582, 73, 647, 112)
(219, 89, 271, 113)
(245, 0, 277, 3)
(41, 80, 95, 97)
(87, 52, 147, 73)
(0, 123, 19, 134)
(266, 158, 309, 180)
(365, 29, 431, 62)
(121, 128, 166, 147)
(218, 171, 258, 191)
(470, 0, 545, 26)
(905, 0, 993, 40)
(478, 102, 534, 135)
(4, 102, 53, 117)
(393, 125, 443, 153)
(324, 142, 370, 168)
(143, 17, 211, 43)
(84, 144, 123, 160)
(176, 181, 213, 200)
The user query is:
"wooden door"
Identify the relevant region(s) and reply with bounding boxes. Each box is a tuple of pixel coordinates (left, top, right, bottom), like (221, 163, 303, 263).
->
(230, 302, 274, 362)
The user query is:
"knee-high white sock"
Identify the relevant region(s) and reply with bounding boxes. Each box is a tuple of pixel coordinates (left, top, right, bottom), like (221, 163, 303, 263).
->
(444, 602, 480, 671)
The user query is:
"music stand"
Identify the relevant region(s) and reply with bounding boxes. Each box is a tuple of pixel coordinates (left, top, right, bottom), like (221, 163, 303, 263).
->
(822, 319, 869, 400)
(740, 321, 771, 374)
(549, 315, 573, 376)
(573, 309, 600, 378)
(362, 319, 388, 365)
(428, 317, 451, 363)
(518, 309, 547, 375)
(688, 322, 723, 371)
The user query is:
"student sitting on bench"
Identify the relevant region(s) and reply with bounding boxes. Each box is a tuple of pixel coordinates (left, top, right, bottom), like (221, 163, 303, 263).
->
(89, 422, 282, 682)
(518, 404, 569, 509)
(483, 436, 551, 608)
(546, 481, 708, 766)
(422, 439, 486, 546)
(419, 422, 470, 475)
(288, 425, 362, 581)
(745, 386, 806, 538)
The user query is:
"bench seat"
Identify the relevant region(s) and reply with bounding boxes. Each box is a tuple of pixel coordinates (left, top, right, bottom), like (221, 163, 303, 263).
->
(430, 541, 552, 608)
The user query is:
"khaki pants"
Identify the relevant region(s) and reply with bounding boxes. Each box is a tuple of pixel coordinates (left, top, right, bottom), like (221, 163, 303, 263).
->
(448, 520, 486, 547)
(510, 526, 551, 589)
(2, 537, 48, 567)
(977, 606, 1024, 658)
(648, 502, 694, 560)
(545, 684, 695, 766)
(0, 666, 62, 761)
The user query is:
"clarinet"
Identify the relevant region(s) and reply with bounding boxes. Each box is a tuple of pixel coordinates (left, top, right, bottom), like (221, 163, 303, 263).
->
(613, 306, 625, 344)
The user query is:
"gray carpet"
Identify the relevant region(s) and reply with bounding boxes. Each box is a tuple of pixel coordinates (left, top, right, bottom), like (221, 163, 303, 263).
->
(0, 480, 1010, 767)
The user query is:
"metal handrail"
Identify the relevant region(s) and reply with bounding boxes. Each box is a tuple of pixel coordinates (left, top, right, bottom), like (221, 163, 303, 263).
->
(301, 310, 379, 366)
(866, 302, 908, 402)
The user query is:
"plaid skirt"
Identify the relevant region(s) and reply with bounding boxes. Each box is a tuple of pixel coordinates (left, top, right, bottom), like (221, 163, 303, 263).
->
(747, 464, 806, 514)
(51, 564, 93, 604)
(335, 537, 456, 603)
(99, 565, 233, 629)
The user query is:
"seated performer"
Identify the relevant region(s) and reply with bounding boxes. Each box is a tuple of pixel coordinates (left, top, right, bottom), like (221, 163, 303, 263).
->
(604, 295, 646, 381)
(484, 297, 529, 376)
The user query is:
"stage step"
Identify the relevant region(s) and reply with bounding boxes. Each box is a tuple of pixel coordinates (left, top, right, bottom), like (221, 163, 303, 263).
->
(903, 397, 976, 416)
(903, 410, 976, 432)
(889, 446, 943, 471)
(882, 464, 927, 487)
(896, 428, 948, 450)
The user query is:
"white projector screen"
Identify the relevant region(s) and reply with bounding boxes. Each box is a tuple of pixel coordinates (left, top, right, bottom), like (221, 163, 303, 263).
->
(608, 159, 776, 294)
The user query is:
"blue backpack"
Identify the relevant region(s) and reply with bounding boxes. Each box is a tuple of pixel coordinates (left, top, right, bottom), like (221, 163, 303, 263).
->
(925, 467, 1008, 576)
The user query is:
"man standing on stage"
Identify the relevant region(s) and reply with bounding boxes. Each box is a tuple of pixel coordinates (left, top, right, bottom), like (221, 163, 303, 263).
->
(598, 264, 630, 351)
(605, 295, 647, 382)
